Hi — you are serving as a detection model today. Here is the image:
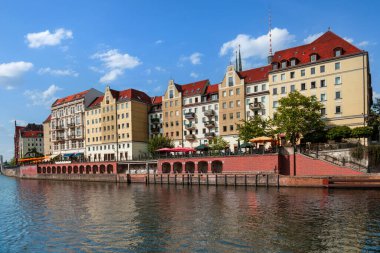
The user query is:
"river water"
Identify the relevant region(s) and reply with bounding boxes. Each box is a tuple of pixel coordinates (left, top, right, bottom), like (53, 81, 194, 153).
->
(0, 175, 379, 253)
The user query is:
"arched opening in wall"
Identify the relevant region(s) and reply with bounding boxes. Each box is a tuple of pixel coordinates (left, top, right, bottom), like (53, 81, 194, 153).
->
(211, 160, 223, 173)
(52, 166, 56, 174)
(47, 167, 51, 174)
(43, 167, 46, 173)
(79, 166, 84, 174)
(62, 166, 66, 174)
(86, 165, 91, 174)
(68, 166, 72, 174)
(73, 166, 78, 174)
(57, 166, 61, 174)
(37, 167, 42, 174)
(100, 165, 106, 174)
(93, 165, 98, 174)
(107, 164, 113, 174)
(173, 162, 183, 174)
(198, 161, 208, 173)
(185, 162, 195, 174)
(162, 163, 171, 173)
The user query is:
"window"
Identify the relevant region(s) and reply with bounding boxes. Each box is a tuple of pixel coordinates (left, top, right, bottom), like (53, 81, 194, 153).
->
(320, 93, 326, 101)
(228, 76, 233, 86)
(261, 96, 266, 103)
(229, 113, 233, 119)
(335, 76, 341, 85)
(223, 114, 226, 120)
(236, 100, 241, 107)
(272, 75, 277, 82)
(290, 72, 295, 79)
(301, 69, 305, 77)
(310, 54, 317, 62)
(311, 67, 316, 75)
(320, 80, 326, 87)
(236, 112, 240, 119)
(321, 108, 326, 116)
(334, 49, 342, 57)
(236, 88, 240, 95)
(320, 65, 325, 73)
(311, 81, 316, 89)
(335, 106, 341, 114)
(290, 85, 295, 92)
(262, 84, 266, 90)
(281, 86, 286, 94)
(273, 101, 278, 108)
(230, 125, 234, 131)
(290, 59, 296, 66)
(246, 98, 250, 105)
(301, 83, 306, 90)
(223, 126, 227, 132)
(273, 88, 278, 95)
(229, 101, 234, 108)
(281, 73, 285, 81)
(223, 91, 227, 97)
(335, 91, 341, 99)
(335, 62, 341, 70)
(254, 86, 258, 92)
(272, 63, 278, 70)
(229, 90, 234, 96)
(246, 87, 251, 93)
(281, 61, 287, 68)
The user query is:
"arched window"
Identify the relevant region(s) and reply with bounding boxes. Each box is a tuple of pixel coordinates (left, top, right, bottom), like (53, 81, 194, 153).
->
(334, 47, 343, 57)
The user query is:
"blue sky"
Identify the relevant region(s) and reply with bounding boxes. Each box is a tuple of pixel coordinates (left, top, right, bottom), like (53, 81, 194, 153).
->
(1, 0, 379, 160)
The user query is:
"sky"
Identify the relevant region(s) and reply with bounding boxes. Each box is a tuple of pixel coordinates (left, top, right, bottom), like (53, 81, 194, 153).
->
(0, 0, 379, 160)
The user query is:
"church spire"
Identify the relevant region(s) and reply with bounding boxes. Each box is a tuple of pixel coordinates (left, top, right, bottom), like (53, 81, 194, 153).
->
(235, 50, 238, 71)
(238, 44, 242, 71)
(267, 8, 274, 64)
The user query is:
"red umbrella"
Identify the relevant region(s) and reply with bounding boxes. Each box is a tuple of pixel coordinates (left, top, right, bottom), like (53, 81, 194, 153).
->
(156, 148, 172, 152)
(171, 147, 196, 153)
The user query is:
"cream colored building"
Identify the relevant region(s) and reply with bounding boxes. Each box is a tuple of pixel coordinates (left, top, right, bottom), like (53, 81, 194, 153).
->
(43, 115, 52, 156)
(85, 86, 151, 161)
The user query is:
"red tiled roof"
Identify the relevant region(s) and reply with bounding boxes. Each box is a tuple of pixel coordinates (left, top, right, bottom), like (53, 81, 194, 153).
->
(238, 65, 271, 83)
(43, 114, 51, 123)
(151, 96, 162, 105)
(21, 130, 43, 138)
(205, 84, 219, 94)
(52, 89, 91, 107)
(177, 79, 209, 97)
(272, 31, 362, 65)
(88, 88, 151, 108)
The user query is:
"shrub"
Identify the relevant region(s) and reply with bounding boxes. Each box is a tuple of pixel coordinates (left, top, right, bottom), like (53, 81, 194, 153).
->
(327, 126, 351, 142)
(351, 126, 373, 138)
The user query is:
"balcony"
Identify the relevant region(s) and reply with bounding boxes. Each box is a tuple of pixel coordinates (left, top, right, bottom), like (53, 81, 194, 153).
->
(185, 134, 196, 141)
(204, 109, 215, 117)
(68, 134, 77, 140)
(151, 126, 160, 134)
(55, 125, 65, 131)
(184, 112, 196, 120)
(185, 123, 196, 130)
(67, 122, 75, 128)
(249, 102, 264, 111)
(205, 132, 216, 139)
(204, 121, 215, 128)
(151, 118, 160, 124)
(54, 136, 65, 142)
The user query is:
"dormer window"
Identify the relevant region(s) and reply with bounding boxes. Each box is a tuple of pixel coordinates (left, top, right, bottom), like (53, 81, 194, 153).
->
(272, 62, 278, 70)
(281, 61, 287, 69)
(290, 58, 297, 67)
(334, 47, 343, 57)
(310, 54, 318, 62)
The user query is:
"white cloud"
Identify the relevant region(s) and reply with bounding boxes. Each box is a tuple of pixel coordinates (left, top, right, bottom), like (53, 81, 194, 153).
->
(190, 72, 199, 78)
(38, 67, 78, 77)
(26, 28, 73, 48)
(92, 49, 141, 83)
(358, 41, 369, 47)
(155, 66, 166, 72)
(303, 32, 323, 44)
(220, 28, 295, 61)
(24, 84, 62, 107)
(343, 37, 354, 43)
(155, 40, 164, 44)
(0, 61, 33, 78)
(180, 52, 203, 65)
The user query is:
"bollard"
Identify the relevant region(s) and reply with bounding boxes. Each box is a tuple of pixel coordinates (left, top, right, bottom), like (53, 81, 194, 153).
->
(167, 174, 170, 185)
(215, 174, 218, 186)
(255, 174, 258, 187)
(182, 174, 185, 185)
(234, 174, 237, 186)
(206, 174, 209, 186)
(154, 174, 156, 184)
(277, 174, 280, 188)
(266, 174, 269, 187)
(244, 174, 247, 186)
(175, 174, 177, 185)
(225, 174, 227, 186)
(198, 174, 201, 186)
(161, 174, 163, 185)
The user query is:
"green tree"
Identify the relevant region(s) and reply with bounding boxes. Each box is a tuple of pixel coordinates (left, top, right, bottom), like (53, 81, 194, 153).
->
(8, 157, 17, 166)
(147, 135, 174, 155)
(209, 136, 229, 151)
(237, 115, 274, 142)
(273, 91, 325, 145)
(351, 126, 373, 138)
(326, 126, 352, 142)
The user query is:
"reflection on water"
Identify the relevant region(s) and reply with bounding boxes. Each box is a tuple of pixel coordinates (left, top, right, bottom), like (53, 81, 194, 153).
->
(0, 175, 379, 252)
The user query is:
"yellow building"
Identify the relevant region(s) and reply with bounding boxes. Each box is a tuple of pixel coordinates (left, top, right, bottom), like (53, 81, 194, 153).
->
(85, 86, 151, 161)
(268, 31, 371, 127)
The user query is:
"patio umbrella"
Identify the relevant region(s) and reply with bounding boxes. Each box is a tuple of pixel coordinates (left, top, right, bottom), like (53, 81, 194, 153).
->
(156, 148, 173, 152)
(171, 147, 196, 153)
(249, 136, 273, 143)
(240, 142, 253, 148)
(196, 144, 209, 151)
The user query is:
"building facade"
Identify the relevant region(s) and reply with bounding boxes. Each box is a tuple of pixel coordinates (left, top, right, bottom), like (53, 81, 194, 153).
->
(16, 123, 44, 159)
(43, 115, 52, 156)
(50, 88, 103, 158)
(85, 86, 151, 161)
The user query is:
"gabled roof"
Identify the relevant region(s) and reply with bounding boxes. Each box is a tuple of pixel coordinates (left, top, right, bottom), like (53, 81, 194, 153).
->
(177, 79, 209, 97)
(272, 31, 362, 65)
(151, 96, 162, 105)
(52, 89, 91, 107)
(88, 88, 151, 109)
(43, 114, 51, 123)
(238, 65, 271, 84)
(205, 84, 219, 94)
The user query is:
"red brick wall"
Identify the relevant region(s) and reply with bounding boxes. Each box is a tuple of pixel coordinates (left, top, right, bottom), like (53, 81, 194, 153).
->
(20, 165, 38, 176)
